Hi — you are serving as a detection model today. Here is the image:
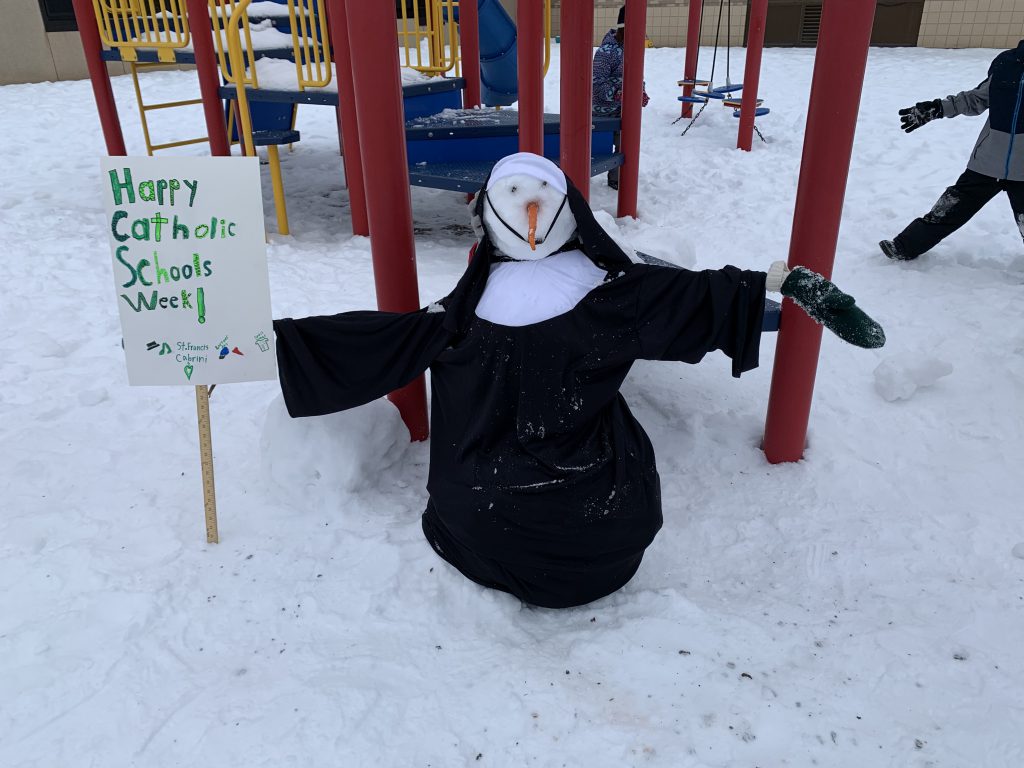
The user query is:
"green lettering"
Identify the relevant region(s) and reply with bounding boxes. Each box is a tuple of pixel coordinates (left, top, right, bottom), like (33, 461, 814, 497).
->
(173, 216, 189, 239)
(120, 290, 159, 312)
(138, 181, 155, 202)
(116, 245, 137, 288)
(156, 179, 168, 205)
(151, 212, 168, 242)
(109, 168, 134, 206)
(153, 252, 169, 284)
(131, 217, 149, 241)
(111, 210, 129, 242)
(168, 178, 180, 206)
(183, 178, 199, 207)
(136, 258, 152, 287)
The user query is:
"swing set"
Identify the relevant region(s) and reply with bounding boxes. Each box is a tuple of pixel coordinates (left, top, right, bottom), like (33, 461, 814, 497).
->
(676, 0, 770, 145)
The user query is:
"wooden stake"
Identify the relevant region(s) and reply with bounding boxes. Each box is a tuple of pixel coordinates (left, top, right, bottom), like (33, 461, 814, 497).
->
(194, 384, 219, 543)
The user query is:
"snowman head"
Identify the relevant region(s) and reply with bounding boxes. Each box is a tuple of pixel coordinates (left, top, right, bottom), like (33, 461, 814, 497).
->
(480, 153, 578, 261)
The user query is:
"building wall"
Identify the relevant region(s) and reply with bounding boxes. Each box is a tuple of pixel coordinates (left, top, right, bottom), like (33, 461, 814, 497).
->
(549, 0, 1024, 49)
(3, 1, 1024, 86)
(918, 0, 1024, 48)
(0, 0, 126, 86)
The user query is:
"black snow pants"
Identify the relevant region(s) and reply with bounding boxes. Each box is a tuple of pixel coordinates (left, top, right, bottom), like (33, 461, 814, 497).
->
(893, 168, 1024, 258)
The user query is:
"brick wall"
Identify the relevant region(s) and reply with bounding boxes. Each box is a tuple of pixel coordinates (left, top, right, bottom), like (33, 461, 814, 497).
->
(918, 0, 1024, 48)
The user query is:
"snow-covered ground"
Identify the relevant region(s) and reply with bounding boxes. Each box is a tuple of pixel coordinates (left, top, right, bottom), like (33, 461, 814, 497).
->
(2, 44, 1023, 767)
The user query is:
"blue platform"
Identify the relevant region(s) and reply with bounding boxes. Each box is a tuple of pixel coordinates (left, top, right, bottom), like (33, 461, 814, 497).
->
(409, 153, 623, 193)
(405, 109, 619, 164)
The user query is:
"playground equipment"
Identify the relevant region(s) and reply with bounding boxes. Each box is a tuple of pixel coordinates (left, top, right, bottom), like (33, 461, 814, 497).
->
(677, 0, 770, 149)
(74, 0, 877, 463)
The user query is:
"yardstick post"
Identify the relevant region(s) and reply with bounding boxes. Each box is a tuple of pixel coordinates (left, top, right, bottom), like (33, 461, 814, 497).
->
(194, 384, 219, 543)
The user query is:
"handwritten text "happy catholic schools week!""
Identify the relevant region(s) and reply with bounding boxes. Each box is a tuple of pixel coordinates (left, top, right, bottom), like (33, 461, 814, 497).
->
(108, 167, 238, 326)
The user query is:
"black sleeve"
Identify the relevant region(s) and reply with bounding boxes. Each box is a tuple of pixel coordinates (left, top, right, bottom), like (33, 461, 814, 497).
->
(634, 264, 767, 378)
(273, 309, 451, 417)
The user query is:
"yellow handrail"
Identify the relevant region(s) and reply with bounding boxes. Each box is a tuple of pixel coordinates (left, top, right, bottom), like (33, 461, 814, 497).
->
(287, 0, 331, 90)
(91, 0, 189, 63)
(223, 0, 257, 157)
(209, 0, 259, 88)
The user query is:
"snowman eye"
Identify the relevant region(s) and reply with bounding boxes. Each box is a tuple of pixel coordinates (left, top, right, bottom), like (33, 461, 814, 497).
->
(510, 185, 517, 193)
(542, 181, 548, 187)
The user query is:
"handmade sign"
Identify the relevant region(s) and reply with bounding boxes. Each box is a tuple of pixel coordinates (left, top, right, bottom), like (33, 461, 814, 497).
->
(101, 156, 275, 386)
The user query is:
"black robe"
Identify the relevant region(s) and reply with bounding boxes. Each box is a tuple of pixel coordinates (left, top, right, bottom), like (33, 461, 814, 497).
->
(274, 179, 767, 608)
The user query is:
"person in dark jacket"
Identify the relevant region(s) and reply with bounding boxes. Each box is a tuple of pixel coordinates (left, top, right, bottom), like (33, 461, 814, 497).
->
(593, 6, 649, 189)
(880, 40, 1024, 261)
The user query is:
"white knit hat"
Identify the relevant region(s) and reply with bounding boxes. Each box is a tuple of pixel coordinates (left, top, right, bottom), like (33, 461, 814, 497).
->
(486, 152, 567, 196)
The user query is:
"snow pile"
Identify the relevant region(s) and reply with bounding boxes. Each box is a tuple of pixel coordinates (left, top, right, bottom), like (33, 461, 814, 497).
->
(873, 353, 954, 401)
(261, 395, 411, 498)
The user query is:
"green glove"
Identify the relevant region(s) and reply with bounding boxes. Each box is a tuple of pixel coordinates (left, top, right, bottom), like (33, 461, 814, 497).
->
(780, 267, 886, 349)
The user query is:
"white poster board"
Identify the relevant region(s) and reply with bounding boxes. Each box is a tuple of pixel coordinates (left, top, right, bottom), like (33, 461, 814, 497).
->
(101, 156, 276, 386)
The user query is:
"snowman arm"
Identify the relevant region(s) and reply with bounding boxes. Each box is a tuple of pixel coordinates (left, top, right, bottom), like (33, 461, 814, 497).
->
(634, 264, 767, 378)
(273, 309, 450, 417)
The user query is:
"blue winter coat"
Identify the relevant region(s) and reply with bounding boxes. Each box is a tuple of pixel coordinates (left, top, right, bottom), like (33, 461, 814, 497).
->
(591, 29, 647, 116)
(942, 40, 1024, 181)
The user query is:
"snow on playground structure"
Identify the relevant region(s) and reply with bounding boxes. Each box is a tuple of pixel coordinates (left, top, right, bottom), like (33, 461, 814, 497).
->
(74, 0, 873, 473)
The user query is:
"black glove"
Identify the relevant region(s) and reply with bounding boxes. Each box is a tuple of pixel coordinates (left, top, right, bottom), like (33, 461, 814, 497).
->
(780, 267, 886, 349)
(898, 99, 943, 133)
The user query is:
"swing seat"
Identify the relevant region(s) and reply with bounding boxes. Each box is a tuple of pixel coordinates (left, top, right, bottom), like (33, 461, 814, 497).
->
(677, 95, 709, 104)
(693, 90, 725, 100)
(732, 107, 771, 118)
(712, 84, 744, 94)
(677, 79, 711, 87)
(723, 98, 763, 109)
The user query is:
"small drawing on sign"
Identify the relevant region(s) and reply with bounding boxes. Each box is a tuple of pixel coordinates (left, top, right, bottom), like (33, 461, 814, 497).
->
(255, 331, 270, 352)
(146, 341, 159, 351)
(184, 363, 194, 380)
(219, 346, 230, 360)
(159, 342, 172, 355)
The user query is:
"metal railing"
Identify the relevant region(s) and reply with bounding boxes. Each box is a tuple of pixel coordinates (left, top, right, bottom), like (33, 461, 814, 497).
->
(92, 0, 190, 63)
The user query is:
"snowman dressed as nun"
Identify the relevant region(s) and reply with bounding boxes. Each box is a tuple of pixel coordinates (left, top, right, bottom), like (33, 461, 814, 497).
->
(274, 152, 884, 609)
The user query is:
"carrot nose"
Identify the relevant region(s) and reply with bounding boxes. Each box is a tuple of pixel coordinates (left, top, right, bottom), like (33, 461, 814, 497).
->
(527, 202, 539, 250)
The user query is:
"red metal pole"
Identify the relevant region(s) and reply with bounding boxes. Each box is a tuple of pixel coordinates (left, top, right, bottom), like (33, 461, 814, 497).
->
(344, 0, 428, 441)
(680, 0, 703, 118)
(559, 0, 594, 198)
(762, 0, 878, 464)
(184, 0, 230, 156)
(616, 0, 647, 219)
(737, 0, 767, 151)
(327, 0, 369, 235)
(517, 0, 544, 154)
(71, 0, 127, 155)
(460, 0, 482, 108)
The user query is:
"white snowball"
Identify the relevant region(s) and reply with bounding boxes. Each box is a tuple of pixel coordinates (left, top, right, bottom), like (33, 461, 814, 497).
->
(873, 354, 953, 402)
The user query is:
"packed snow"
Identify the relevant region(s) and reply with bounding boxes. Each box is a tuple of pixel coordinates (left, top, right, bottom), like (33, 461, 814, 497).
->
(2, 43, 1023, 767)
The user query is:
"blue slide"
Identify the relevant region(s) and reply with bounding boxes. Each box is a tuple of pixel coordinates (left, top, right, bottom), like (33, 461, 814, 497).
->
(452, 0, 519, 107)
